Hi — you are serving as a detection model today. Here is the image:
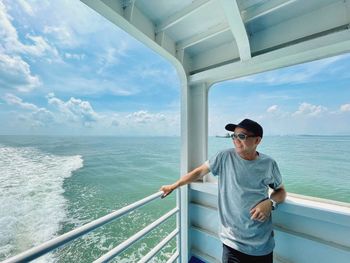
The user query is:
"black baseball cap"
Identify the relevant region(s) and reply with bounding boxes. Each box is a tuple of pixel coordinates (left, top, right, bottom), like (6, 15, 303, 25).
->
(225, 119, 263, 138)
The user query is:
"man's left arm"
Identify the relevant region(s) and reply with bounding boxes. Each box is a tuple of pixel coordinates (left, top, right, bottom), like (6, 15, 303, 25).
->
(250, 186, 286, 222)
(270, 185, 287, 203)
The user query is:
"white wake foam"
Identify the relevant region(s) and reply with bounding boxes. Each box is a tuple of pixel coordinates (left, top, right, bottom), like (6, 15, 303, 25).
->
(0, 145, 83, 262)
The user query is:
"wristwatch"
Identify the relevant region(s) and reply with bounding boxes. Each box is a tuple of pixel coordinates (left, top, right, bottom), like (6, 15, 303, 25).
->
(270, 198, 278, 210)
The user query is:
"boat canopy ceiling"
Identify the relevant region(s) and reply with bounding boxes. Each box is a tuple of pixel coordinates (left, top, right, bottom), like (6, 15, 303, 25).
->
(82, 0, 350, 85)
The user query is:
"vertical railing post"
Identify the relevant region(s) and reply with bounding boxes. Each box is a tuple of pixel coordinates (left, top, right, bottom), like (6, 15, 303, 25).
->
(176, 186, 181, 263)
(180, 76, 189, 262)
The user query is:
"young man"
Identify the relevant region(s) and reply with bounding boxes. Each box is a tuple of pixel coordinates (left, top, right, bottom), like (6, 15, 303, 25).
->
(160, 119, 286, 263)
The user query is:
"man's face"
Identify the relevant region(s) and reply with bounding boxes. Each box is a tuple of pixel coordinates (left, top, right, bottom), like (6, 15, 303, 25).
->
(232, 127, 261, 155)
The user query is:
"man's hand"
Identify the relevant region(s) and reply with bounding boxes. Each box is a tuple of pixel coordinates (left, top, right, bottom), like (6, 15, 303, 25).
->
(159, 163, 209, 198)
(250, 199, 272, 222)
(160, 183, 178, 198)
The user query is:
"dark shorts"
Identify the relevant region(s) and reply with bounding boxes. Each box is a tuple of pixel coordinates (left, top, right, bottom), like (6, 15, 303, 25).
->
(222, 244, 273, 263)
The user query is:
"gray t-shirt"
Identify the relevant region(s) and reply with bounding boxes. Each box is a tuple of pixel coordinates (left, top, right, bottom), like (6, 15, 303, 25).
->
(207, 148, 282, 256)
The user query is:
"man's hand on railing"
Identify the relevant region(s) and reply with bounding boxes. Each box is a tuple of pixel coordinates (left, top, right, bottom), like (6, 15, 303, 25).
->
(160, 164, 209, 198)
(160, 183, 178, 198)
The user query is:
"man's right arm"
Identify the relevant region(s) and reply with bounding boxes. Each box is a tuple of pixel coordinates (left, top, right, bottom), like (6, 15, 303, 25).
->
(160, 163, 210, 198)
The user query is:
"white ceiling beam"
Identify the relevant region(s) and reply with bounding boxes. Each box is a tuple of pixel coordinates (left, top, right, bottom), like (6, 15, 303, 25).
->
(219, 0, 251, 61)
(346, 0, 350, 22)
(242, 0, 297, 23)
(191, 42, 239, 73)
(155, 0, 212, 33)
(123, 0, 135, 22)
(238, 0, 265, 10)
(242, 0, 340, 23)
(176, 22, 230, 50)
(189, 29, 350, 84)
(250, 0, 349, 53)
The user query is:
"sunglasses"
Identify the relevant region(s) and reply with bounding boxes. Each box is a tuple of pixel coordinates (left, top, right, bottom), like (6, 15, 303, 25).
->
(230, 132, 256, 141)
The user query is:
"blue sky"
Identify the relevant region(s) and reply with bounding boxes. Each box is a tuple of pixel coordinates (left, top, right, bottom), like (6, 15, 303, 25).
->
(210, 54, 350, 135)
(0, 0, 349, 136)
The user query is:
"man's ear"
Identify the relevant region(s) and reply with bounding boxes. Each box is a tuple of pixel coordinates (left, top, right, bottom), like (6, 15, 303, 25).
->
(255, 137, 262, 145)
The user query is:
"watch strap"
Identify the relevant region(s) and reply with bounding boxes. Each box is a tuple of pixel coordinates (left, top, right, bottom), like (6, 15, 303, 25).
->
(270, 198, 278, 210)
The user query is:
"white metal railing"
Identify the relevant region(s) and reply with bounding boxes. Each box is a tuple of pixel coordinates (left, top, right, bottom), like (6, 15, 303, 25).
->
(138, 228, 178, 263)
(166, 251, 179, 263)
(2, 191, 179, 263)
(94, 208, 179, 263)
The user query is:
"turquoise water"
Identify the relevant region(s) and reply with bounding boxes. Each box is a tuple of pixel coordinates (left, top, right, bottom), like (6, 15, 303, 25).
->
(0, 136, 178, 263)
(0, 135, 350, 262)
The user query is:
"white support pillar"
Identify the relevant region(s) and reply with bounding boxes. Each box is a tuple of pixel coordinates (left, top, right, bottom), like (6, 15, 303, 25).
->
(180, 81, 209, 262)
(187, 83, 209, 171)
(179, 79, 189, 263)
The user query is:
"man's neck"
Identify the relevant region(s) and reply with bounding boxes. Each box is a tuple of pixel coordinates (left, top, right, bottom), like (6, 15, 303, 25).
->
(238, 150, 258, 161)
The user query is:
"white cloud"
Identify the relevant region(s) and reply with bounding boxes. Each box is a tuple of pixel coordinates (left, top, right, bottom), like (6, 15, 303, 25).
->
(48, 77, 138, 96)
(43, 25, 78, 48)
(0, 2, 62, 92)
(137, 65, 179, 90)
(3, 93, 55, 126)
(3, 93, 39, 111)
(0, 2, 19, 52)
(340, 104, 350, 112)
(2, 93, 180, 135)
(46, 92, 55, 99)
(126, 110, 166, 124)
(0, 53, 41, 92)
(111, 116, 120, 127)
(3, 93, 100, 128)
(234, 54, 347, 85)
(30, 108, 55, 125)
(0, 2, 58, 58)
(48, 94, 100, 126)
(64, 53, 85, 60)
(259, 94, 293, 100)
(238, 70, 311, 85)
(140, 68, 170, 79)
(22, 34, 60, 59)
(97, 44, 128, 73)
(116, 110, 179, 136)
(20, 0, 136, 52)
(293, 103, 327, 117)
(45, 98, 179, 134)
(267, 105, 278, 113)
(17, 0, 34, 16)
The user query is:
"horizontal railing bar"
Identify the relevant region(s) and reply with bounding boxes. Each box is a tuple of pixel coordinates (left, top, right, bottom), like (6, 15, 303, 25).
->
(93, 207, 179, 263)
(138, 228, 179, 263)
(2, 191, 164, 263)
(166, 250, 179, 263)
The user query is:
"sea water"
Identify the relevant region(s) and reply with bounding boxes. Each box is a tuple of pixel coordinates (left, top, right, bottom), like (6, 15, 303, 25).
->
(0, 135, 349, 262)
